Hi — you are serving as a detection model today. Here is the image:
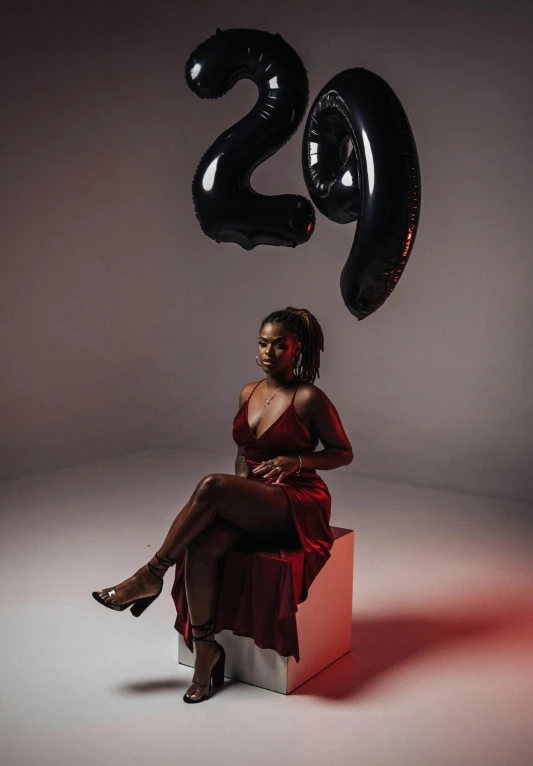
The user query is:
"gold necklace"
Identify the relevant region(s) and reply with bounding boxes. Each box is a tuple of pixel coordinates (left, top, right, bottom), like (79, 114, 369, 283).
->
(257, 382, 284, 426)
(264, 383, 284, 405)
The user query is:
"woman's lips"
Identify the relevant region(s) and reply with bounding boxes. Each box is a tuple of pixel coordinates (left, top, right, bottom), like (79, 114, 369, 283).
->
(263, 359, 275, 365)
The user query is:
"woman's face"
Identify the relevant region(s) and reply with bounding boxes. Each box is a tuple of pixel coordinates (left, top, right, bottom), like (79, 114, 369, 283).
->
(257, 322, 301, 374)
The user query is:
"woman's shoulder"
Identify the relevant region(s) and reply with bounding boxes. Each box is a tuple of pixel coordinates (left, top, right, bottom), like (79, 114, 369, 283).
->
(238, 380, 262, 407)
(241, 380, 262, 395)
(295, 380, 326, 402)
(294, 381, 331, 417)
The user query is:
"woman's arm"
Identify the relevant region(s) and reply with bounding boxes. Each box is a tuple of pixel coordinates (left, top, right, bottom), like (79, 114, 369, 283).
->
(299, 387, 353, 471)
(234, 382, 257, 479)
(235, 445, 250, 478)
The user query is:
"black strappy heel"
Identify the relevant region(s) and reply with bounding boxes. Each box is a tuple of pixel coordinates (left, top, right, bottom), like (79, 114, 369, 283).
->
(91, 553, 175, 617)
(183, 618, 226, 704)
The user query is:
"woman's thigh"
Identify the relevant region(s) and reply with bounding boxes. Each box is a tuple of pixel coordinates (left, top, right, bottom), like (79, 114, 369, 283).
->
(196, 473, 296, 537)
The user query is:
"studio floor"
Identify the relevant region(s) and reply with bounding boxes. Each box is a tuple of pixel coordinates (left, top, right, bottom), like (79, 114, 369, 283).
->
(1, 448, 532, 766)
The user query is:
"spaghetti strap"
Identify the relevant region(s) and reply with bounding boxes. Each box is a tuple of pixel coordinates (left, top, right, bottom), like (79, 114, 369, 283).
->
(247, 379, 299, 404)
(291, 382, 301, 403)
(247, 380, 263, 401)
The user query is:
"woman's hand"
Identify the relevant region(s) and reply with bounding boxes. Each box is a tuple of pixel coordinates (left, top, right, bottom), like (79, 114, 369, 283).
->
(252, 456, 300, 484)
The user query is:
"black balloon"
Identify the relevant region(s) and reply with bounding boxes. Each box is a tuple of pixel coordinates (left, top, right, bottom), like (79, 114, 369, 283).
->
(302, 68, 421, 320)
(186, 28, 315, 250)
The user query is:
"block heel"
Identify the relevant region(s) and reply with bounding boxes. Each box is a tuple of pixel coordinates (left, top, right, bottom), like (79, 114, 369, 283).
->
(92, 553, 175, 616)
(210, 649, 226, 688)
(183, 618, 226, 703)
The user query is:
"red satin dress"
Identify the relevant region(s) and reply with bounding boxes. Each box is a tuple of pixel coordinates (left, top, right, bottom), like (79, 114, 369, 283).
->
(170, 380, 335, 661)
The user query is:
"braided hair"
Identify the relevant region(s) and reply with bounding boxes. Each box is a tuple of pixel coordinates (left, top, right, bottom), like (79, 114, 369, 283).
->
(259, 307, 324, 384)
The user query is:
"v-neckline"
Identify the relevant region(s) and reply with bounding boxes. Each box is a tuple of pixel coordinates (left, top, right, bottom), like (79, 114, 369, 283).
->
(246, 398, 294, 441)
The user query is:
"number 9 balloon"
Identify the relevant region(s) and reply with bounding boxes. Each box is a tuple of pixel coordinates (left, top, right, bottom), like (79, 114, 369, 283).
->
(302, 68, 421, 320)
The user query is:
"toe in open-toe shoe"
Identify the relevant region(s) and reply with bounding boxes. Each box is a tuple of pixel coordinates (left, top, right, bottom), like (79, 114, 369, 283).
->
(91, 553, 176, 617)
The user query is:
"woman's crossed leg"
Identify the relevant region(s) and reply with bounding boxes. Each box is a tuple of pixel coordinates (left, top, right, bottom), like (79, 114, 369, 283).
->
(96, 473, 297, 609)
(95, 474, 298, 700)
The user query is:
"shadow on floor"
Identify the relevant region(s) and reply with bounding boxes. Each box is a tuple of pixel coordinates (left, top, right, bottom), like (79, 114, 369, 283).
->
(292, 593, 533, 699)
(113, 591, 533, 700)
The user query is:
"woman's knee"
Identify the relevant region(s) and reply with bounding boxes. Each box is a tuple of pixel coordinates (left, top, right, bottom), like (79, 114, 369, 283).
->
(193, 473, 228, 505)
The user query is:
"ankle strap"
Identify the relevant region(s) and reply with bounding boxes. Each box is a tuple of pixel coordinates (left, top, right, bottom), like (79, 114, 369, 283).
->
(146, 553, 175, 583)
(151, 553, 175, 569)
(190, 618, 216, 642)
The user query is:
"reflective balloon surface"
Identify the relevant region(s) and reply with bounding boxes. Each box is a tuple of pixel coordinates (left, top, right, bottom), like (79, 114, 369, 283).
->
(186, 28, 315, 250)
(302, 68, 421, 320)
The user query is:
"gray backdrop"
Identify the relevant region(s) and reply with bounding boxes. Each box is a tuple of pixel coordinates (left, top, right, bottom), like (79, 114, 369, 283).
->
(1, 0, 532, 502)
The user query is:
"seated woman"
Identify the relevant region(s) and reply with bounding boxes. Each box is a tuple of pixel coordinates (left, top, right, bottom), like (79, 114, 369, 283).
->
(93, 307, 353, 703)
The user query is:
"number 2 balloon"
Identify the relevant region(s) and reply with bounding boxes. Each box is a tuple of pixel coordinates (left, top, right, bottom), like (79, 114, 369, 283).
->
(185, 28, 315, 250)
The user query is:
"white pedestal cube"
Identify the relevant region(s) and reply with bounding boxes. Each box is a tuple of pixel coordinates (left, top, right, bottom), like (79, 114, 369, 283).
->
(178, 525, 354, 694)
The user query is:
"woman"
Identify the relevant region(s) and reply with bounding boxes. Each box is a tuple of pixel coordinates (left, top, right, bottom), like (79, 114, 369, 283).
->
(93, 307, 353, 703)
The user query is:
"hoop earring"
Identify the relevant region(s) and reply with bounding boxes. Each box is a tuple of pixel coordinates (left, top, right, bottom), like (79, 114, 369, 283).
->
(255, 355, 262, 366)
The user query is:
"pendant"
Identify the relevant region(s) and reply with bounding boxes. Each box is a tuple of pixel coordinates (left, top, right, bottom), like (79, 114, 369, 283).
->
(266, 399, 271, 404)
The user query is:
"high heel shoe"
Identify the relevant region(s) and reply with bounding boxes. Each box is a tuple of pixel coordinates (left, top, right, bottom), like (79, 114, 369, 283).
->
(183, 618, 226, 704)
(91, 553, 175, 617)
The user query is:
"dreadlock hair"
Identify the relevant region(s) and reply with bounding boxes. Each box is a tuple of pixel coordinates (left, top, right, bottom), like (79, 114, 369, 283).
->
(259, 307, 324, 385)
